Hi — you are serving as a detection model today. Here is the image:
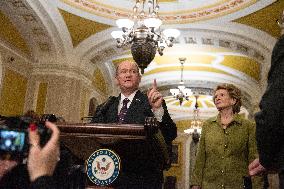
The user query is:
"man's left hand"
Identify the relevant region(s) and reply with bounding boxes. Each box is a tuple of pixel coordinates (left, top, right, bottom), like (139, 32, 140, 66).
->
(147, 79, 163, 110)
(248, 158, 266, 176)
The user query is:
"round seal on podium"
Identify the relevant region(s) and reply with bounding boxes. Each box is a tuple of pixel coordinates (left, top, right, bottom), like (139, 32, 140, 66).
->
(86, 149, 120, 186)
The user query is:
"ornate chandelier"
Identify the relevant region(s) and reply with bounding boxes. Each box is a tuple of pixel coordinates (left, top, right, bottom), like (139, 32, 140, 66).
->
(170, 57, 192, 105)
(184, 95, 203, 134)
(111, 0, 180, 73)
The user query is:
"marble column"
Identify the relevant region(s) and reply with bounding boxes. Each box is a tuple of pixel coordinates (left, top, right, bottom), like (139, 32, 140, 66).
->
(24, 66, 95, 122)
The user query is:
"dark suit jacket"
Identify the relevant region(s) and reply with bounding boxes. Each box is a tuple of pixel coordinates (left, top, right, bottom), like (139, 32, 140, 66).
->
(92, 90, 177, 179)
(255, 35, 284, 171)
(29, 176, 56, 189)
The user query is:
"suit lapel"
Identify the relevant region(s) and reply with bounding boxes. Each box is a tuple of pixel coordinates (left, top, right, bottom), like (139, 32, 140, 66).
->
(124, 91, 153, 124)
(128, 90, 144, 111)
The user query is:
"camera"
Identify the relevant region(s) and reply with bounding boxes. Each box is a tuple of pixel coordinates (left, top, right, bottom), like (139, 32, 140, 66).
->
(0, 114, 57, 158)
(0, 129, 27, 154)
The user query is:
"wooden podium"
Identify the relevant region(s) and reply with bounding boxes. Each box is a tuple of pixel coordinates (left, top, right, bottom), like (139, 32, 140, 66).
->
(56, 120, 162, 188)
(57, 122, 150, 160)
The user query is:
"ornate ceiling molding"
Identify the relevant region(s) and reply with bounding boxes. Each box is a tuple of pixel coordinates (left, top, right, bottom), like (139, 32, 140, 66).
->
(57, 0, 275, 25)
(0, 0, 55, 61)
(0, 0, 78, 65)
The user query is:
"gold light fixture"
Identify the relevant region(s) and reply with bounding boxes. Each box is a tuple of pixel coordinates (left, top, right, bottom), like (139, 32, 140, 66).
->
(184, 95, 203, 134)
(111, 0, 180, 73)
(170, 57, 192, 105)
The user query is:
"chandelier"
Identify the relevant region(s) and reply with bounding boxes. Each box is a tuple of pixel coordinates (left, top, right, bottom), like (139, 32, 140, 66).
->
(170, 57, 192, 105)
(184, 95, 203, 135)
(111, 0, 180, 73)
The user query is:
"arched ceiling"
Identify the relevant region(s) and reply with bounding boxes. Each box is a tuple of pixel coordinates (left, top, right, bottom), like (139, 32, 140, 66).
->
(0, 0, 283, 120)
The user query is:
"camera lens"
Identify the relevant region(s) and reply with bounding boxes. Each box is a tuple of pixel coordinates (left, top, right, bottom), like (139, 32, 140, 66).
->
(41, 114, 57, 123)
(47, 114, 57, 123)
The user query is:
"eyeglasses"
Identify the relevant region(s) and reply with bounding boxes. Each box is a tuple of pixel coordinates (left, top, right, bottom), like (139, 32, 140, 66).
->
(118, 69, 139, 75)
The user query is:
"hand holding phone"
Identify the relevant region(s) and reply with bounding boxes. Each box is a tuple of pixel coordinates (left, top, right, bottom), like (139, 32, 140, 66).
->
(0, 115, 55, 158)
(27, 121, 60, 181)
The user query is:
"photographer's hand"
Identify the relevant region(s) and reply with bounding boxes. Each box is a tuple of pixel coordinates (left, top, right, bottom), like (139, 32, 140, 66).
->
(27, 121, 60, 182)
(0, 159, 17, 178)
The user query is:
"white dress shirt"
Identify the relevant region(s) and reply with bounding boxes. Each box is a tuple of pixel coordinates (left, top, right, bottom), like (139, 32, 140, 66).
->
(118, 90, 164, 122)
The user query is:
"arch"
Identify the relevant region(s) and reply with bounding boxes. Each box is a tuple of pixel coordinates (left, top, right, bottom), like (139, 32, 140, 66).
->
(74, 28, 122, 95)
(26, 0, 73, 62)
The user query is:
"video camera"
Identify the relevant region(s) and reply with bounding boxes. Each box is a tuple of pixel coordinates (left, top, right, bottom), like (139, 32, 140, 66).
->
(0, 114, 57, 158)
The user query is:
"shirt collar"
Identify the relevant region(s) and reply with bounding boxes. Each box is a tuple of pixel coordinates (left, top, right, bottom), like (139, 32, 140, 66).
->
(120, 90, 138, 104)
(210, 113, 243, 125)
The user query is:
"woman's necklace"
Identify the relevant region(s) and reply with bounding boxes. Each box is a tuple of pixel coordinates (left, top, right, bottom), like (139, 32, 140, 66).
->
(221, 123, 229, 129)
(220, 111, 233, 129)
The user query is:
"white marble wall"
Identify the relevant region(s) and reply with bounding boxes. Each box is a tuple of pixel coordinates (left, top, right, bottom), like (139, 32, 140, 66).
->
(23, 70, 97, 122)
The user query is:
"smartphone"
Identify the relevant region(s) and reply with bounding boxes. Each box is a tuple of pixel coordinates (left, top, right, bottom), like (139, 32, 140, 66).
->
(0, 129, 27, 154)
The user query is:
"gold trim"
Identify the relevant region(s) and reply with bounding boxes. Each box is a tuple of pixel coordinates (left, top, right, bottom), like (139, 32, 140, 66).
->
(59, 9, 111, 46)
(60, 0, 257, 24)
(222, 56, 260, 80)
(155, 55, 214, 65)
(236, 0, 284, 38)
(0, 10, 30, 55)
(60, 0, 129, 20)
(162, 0, 257, 24)
(36, 82, 48, 115)
(143, 66, 232, 76)
(0, 69, 27, 116)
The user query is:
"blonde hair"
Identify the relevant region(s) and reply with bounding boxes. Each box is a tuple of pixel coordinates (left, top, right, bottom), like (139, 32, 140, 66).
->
(213, 84, 242, 113)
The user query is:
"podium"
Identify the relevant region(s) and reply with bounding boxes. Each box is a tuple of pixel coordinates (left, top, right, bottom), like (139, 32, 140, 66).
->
(56, 120, 167, 188)
(57, 123, 149, 160)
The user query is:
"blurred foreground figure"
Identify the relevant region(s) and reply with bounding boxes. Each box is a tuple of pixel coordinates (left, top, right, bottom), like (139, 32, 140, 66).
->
(249, 35, 284, 188)
(0, 121, 60, 189)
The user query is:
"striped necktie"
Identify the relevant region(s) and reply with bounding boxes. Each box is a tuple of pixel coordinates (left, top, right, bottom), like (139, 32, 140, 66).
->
(118, 98, 130, 123)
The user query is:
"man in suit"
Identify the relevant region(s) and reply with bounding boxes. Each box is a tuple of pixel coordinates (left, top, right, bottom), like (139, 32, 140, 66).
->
(249, 34, 284, 188)
(92, 61, 177, 189)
